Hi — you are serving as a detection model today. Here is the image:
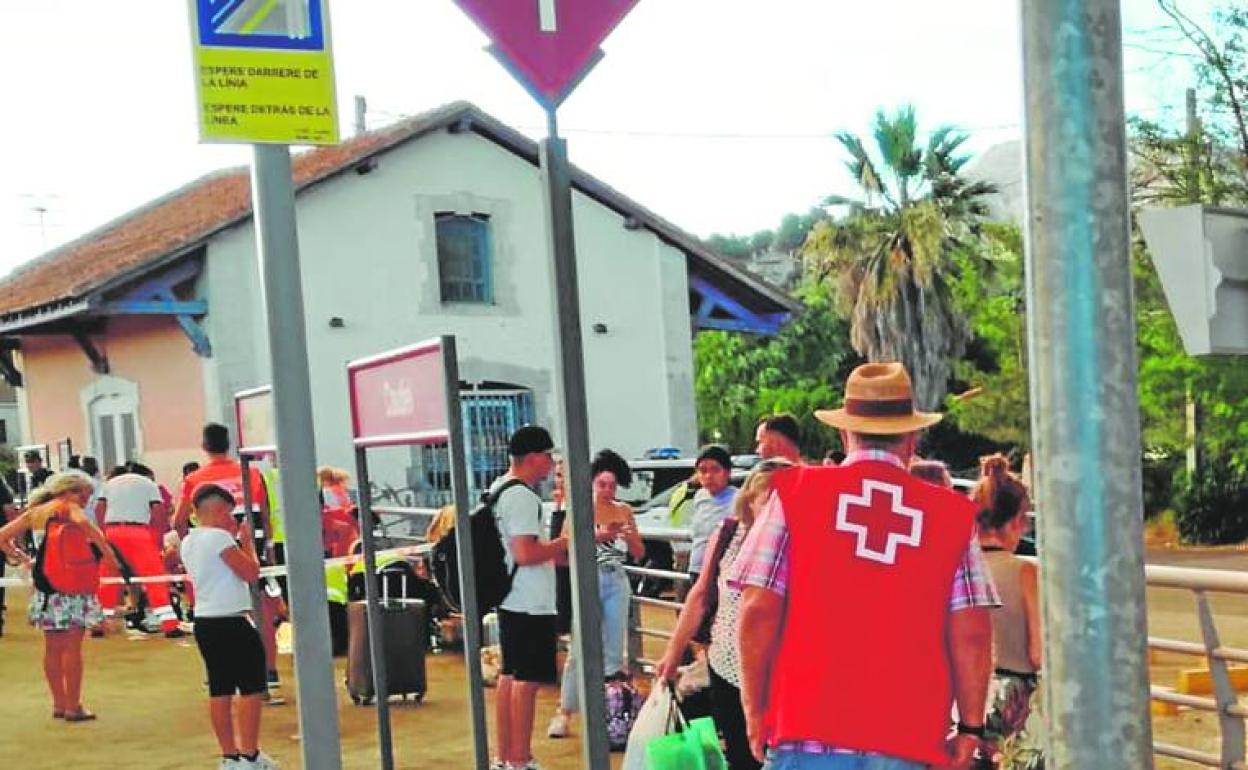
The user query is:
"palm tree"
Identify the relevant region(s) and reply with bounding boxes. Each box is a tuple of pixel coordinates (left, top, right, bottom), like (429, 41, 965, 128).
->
(805, 106, 997, 409)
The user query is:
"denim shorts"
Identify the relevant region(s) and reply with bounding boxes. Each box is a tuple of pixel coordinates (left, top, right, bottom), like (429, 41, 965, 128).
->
(764, 748, 925, 770)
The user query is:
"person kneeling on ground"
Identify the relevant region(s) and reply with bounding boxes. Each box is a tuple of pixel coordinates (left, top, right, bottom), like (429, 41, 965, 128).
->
(181, 483, 280, 770)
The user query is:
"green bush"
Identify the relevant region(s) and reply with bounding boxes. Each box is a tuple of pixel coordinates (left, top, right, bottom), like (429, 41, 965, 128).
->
(1174, 460, 1248, 545)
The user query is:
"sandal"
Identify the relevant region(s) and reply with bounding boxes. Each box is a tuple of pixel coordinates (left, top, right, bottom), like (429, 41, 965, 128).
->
(63, 710, 96, 722)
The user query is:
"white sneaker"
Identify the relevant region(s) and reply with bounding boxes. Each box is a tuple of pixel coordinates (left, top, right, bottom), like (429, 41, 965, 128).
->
(240, 752, 281, 769)
(546, 712, 570, 739)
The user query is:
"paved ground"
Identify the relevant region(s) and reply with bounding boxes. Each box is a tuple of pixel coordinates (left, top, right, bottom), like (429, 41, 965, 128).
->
(0, 548, 1245, 769)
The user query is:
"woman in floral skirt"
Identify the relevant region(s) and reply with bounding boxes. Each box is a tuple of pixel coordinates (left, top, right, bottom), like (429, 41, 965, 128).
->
(973, 455, 1045, 770)
(0, 472, 120, 722)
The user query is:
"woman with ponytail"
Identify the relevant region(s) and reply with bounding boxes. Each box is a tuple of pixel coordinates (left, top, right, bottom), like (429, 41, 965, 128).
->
(973, 455, 1045, 769)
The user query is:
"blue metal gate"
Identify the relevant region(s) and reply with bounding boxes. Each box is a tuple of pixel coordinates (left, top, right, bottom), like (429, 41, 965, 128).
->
(413, 389, 535, 507)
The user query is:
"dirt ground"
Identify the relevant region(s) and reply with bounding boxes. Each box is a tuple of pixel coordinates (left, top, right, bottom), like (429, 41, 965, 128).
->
(1, 548, 1245, 769)
(0, 586, 621, 770)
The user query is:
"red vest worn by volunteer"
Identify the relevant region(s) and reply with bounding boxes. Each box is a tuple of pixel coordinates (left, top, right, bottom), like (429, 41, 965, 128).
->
(766, 460, 977, 766)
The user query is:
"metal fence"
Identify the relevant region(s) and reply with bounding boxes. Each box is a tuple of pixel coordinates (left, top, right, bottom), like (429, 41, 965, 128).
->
(624, 527, 1248, 768)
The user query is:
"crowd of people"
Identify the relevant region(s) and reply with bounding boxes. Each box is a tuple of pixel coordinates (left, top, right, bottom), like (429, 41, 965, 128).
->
(478, 362, 1042, 770)
(0, 361, 1044, 770)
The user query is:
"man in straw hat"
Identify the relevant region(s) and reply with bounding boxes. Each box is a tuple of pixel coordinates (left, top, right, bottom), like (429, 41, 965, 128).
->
(730, 362, 999, 770)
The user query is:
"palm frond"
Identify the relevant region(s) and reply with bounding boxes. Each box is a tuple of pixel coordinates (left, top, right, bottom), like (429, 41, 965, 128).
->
(835, 131, 888, 203)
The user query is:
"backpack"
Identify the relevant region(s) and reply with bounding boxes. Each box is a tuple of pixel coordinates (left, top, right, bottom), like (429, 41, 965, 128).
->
(33, 518, 103, 596)
(432, 478, 531, 615)
(605, 676, 643, 751)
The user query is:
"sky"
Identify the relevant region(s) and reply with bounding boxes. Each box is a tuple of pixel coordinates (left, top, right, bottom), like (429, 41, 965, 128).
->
(0, 0, 1218, 278)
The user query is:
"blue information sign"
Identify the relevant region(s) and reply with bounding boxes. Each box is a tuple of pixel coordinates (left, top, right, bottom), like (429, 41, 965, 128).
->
(197, 0, 327, 51)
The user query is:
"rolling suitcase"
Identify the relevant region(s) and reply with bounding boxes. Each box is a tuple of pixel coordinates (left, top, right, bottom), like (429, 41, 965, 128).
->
(346, 591, 428, 705)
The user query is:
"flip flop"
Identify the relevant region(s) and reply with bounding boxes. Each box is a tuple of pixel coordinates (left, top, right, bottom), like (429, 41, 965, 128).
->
(63, 710, 96, 722)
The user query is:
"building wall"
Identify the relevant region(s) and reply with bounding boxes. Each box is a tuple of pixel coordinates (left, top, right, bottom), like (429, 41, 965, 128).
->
(200, 129, 698, 491)
(17, 316, 206, 485)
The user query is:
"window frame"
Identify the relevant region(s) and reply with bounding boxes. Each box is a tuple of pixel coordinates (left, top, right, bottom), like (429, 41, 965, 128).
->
(434, 211, 495, 305)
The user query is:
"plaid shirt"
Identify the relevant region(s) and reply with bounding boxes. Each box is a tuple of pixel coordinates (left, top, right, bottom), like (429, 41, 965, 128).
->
(728, 449, 1001, 758)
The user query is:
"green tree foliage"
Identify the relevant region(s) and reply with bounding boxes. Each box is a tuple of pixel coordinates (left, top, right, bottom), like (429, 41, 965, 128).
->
(804, 106, 997, 409)
(706, 209, 827, 261)
(944, 224, 1031, 448)
(693, 279, 859, 460)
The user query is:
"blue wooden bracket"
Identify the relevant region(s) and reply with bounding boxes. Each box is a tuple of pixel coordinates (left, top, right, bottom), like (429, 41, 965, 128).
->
(688, 275, 788, 335)
(102, 260, 212, 357)
(99, 300, 209, 315)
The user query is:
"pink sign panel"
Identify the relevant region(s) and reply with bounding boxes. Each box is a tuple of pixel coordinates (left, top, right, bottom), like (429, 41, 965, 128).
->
(235, 386, 276, 453)
(453, 0, 640, 107)
(348, 339, 450, 447)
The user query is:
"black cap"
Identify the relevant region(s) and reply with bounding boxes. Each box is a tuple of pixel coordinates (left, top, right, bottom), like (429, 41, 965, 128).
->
(508, 425, 555, 457)
(696, 445, 732, 472)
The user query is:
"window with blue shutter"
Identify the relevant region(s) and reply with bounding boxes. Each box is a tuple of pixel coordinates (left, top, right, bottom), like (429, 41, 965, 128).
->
(435, 212, 493, 304)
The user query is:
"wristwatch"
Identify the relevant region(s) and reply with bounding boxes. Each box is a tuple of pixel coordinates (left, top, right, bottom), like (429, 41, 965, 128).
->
(956, 722, 987, 738)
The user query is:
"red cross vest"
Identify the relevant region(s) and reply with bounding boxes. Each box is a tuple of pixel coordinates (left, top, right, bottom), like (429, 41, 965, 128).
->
(766, 461, 977, 766)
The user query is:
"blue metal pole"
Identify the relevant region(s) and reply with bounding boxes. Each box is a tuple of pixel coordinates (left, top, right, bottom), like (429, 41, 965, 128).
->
(1020, 1, 1154, 766)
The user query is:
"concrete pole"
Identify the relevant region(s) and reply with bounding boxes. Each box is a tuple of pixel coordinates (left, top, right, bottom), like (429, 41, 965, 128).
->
(1020, 1, 1155, 766)
(251, 144, 343, 770)
(441, 335, 492, 770)
(540, 111, 611, 770)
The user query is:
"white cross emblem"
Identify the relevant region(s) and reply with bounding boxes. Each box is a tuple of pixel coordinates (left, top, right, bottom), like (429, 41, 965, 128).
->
(835, 480, 924, 565)
(538, 0, 558, 32)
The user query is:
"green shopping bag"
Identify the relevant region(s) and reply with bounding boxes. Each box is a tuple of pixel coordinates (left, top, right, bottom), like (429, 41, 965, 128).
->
(644, 683, 727, 770)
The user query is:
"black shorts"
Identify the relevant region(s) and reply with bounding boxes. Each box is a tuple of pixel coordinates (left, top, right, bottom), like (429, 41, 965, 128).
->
(193, 615, 267, 697)
(498, 609, 557, 684)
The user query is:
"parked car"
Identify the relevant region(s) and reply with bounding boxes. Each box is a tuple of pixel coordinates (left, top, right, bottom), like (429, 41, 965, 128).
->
(626, 457, 753, 597)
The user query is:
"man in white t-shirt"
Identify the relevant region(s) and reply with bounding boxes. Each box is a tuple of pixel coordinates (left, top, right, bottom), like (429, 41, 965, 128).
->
(182, 484, 280, 770)
(492, 426, 567, 770)
(96, 463, 181, 636)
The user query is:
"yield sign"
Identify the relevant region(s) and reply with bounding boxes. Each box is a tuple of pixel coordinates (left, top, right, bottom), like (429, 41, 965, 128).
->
(453, 0, 640, 108)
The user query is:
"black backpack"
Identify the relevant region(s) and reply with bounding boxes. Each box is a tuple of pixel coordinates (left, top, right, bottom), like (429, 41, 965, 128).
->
(432, 478, 531, 615)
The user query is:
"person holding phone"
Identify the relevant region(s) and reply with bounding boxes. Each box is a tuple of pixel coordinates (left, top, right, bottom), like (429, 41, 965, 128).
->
(181, 483, 280, 770)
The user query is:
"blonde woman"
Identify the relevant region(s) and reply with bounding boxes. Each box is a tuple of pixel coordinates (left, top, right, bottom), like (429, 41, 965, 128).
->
(654, 459, 789, 770)
(0, 473, 120, 721)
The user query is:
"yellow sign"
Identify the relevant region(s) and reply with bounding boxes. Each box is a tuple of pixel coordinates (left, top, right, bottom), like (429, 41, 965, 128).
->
(189, 0, 339, 145)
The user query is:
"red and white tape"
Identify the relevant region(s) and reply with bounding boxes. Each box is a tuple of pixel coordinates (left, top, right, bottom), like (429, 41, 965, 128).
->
(0, 543, 433, 589)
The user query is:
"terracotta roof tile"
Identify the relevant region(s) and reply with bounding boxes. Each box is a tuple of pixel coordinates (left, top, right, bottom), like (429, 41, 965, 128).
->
(0, 100, 796, 322)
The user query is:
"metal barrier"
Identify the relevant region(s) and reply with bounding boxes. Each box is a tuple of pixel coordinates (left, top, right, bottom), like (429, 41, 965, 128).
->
(627, 526, 1248, 768)
(1146, 565, 1248, 769)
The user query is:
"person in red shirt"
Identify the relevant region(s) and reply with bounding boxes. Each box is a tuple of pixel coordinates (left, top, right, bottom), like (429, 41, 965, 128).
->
(174, 425, 269, 543)
(731, 363, 999, 770)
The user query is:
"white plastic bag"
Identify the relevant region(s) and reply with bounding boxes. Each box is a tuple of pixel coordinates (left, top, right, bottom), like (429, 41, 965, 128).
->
(622, 680, 676, 770)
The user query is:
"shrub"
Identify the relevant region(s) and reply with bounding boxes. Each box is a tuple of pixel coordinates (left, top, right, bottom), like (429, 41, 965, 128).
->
(1174, 460, 1248, 545)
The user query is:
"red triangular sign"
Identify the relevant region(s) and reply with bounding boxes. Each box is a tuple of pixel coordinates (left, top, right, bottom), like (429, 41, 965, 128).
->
(453, 0, 640, 107)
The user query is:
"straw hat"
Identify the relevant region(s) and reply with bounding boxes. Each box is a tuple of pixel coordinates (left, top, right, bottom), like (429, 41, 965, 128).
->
(815, 362, 942, 435)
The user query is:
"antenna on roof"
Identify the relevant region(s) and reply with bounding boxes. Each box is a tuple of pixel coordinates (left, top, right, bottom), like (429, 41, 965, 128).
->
(19, 193, 59, 249)
(354, 95, 368, 136)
